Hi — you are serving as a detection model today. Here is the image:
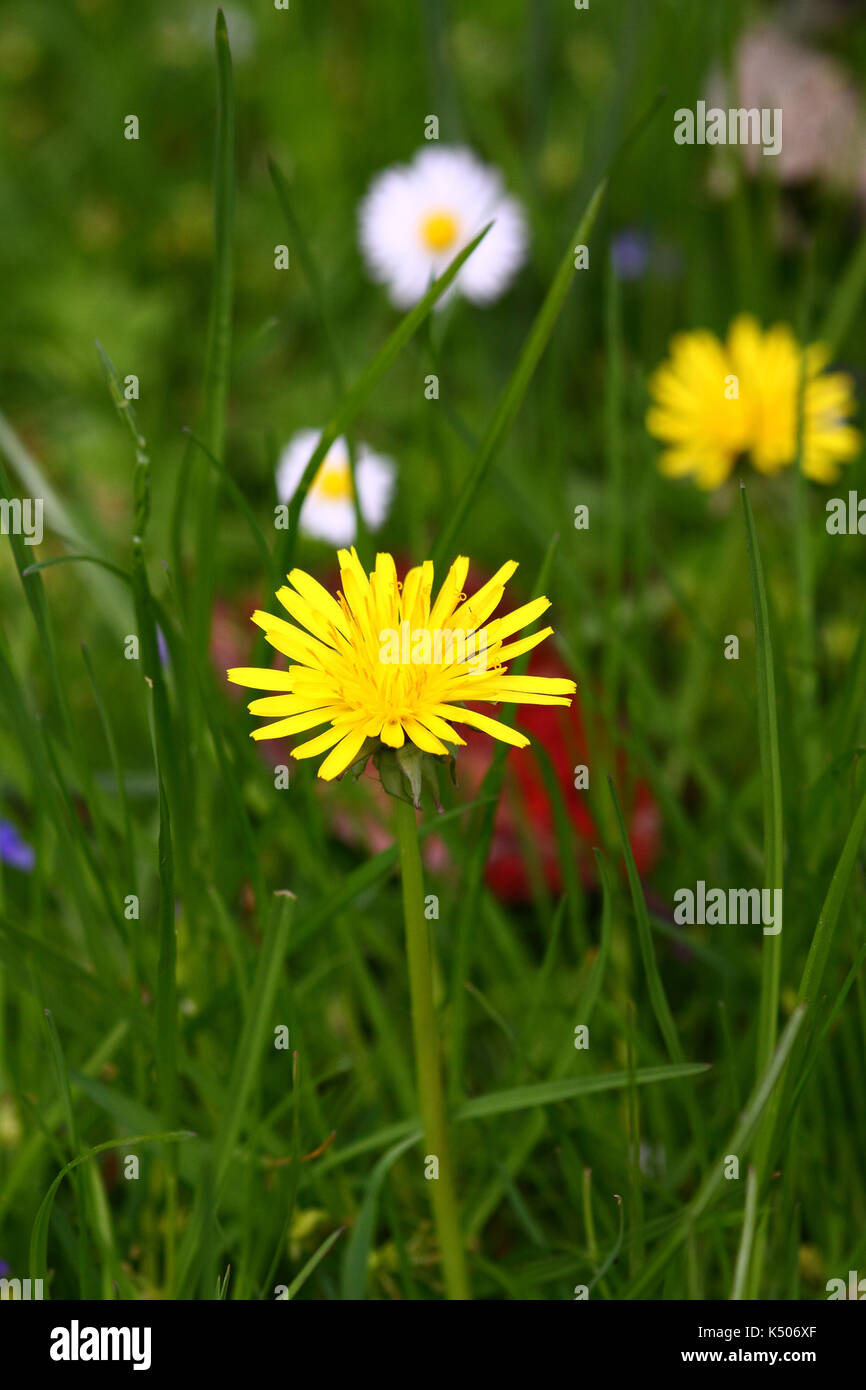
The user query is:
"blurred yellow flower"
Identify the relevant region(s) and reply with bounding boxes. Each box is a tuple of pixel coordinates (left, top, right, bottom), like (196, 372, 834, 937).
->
(228, 549, 574, 781)
(647, 314, 860, 488)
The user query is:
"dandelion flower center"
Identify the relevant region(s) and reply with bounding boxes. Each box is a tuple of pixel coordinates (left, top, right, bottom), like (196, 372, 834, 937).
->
(419, 209, 459, 253)
(227, 550, 576, 782)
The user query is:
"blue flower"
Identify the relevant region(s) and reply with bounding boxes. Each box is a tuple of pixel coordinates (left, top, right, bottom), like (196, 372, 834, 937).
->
(0, 821, 35, 872)
(610, 228, 652, 282)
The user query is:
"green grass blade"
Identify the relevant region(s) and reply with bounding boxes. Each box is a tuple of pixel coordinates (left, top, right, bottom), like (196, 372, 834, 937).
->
(29, 1130, 195, 1282)
(608, 774, 684, 1065)
(273, 222, 492, 579)
(430, 177, 606, 569)
(741, 483, 785, 1076)
(730, 1164, 759, 1300)
(453, 1062, 709, 1120)
(286, 1225, 345, 1301)
(626, 1005, 805, 1298)
(340, 1134, 418, 1299)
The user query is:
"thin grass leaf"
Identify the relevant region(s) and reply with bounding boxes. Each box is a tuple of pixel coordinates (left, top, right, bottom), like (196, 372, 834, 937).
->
(453, 1062, 709, 1121)
(608, 775, 684, 1065)
(274, 222, 492, 578)
(730, 1165, 759, 1300)
(430, 177, 606, 569)
(625, 1005, 805, 1298)
(341, 1133, 418, 1299)
(29, 1130, 195, 1281)
(286, 1225, 346, 1301)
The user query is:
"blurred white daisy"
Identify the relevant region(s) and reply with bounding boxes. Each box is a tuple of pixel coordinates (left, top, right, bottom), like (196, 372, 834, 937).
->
(358, 145, 527, 309)
(275, 429, 395, 546)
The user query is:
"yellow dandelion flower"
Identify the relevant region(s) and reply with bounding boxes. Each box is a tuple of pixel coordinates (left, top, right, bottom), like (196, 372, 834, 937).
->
(227, 549, 574, 784)
(647, 313, 860, 488)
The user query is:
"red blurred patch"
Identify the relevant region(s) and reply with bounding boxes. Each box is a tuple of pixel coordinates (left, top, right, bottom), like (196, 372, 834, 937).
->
(455, 650, 660, 902)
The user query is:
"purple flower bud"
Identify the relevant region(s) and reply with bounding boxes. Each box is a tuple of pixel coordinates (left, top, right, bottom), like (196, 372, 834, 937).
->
(0, 821, 35, 873)
(610, 228, 652, 281)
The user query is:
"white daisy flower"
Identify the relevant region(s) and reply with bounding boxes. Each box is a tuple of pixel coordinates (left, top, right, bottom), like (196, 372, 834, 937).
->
(358, 145, 527, 309)
(275, 429, 395, 547)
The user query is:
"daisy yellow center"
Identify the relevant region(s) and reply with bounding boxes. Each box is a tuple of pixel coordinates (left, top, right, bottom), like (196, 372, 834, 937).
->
(311, 459, 354, 502)
(227, 549, 577, 782)
(420, 209, 459, 254)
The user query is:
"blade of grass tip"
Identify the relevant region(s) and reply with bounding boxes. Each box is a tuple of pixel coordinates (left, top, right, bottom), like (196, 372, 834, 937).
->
(191, 9, 235, 660)
(588, 1194, 624, 1297)
(453, 1062, 709, 1121)
(287, 1226, 346, 1301)
(274, 221, 493, 580)
(176, 891, 294, 1293)
(730, 1164, 759, 1299)
(29, 1130, 195, 1282)
(430, 178, 606, 570)
(341, 1133, 419, 1300)
(22, 554, 132, 585)
(625, 1005, 805, 1299)
(606, 86, 668, 179)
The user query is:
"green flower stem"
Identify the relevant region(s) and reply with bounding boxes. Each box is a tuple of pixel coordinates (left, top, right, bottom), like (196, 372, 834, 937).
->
(393, 795, 471, 1300)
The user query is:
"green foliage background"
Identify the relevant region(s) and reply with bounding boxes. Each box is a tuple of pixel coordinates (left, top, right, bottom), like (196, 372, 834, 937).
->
(1, 0, 865, 1300)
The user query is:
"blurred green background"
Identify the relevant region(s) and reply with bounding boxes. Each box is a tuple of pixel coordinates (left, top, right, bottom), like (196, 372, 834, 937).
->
(1, 0, 866, 1301)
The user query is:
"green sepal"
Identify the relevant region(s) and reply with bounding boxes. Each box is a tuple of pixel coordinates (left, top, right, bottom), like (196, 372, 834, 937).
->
(372, 743, 452, 809)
